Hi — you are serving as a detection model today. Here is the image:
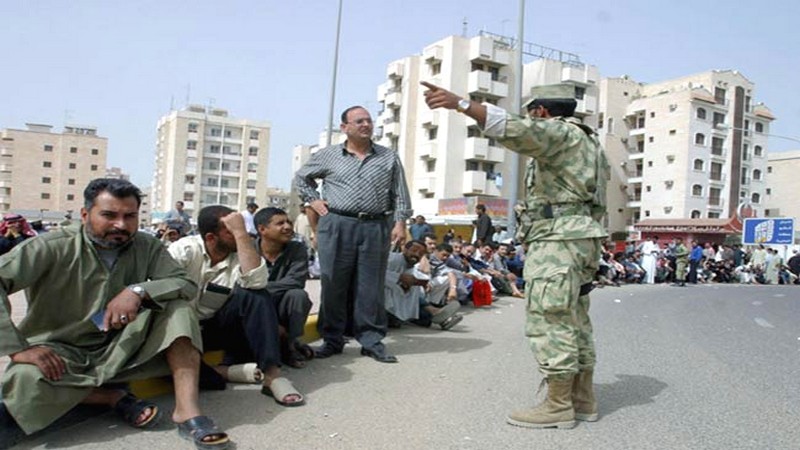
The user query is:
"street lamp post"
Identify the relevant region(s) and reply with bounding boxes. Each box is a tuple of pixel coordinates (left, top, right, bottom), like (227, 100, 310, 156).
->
(325, 0, 344, 147)
(505, 0, 525, 237)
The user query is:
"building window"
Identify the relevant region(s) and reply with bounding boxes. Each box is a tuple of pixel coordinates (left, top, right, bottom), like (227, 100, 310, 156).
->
(691, 210, 701, 218)
(751, 193, 761, 204)
(188, 123, 198, 133)
(210, 128, 221, 137)
(766, 188, 771, 195)
(42, 177, 52, 184)
(696, 108, 707, 120)
(666, 155, 675, 163)
(713, 112, 725, 127)
(714, 87, 726, 104)
(708, 212, 720, 219)
(574, 86, 586, 100)
(647, 161, 653, 167)
(597, 113, 603, 129)
(755, 122, 764, 133)
(767, 166, 772, 173)
(607, 118, 614, 134)
(669, 129, 676, 135)
(754, 145, 763, 157)
(669, 104, 677, 112)
(426, 159, 436, 172)
(648, 136, 654, 143)
(644, 210, 650, 217)
(711, 137, 724, 155)
(68, 178, 75, 185)
(43, 161, 52, 168)
(695, 133, 706, 146)
(184, 192, 194, 202)
(224, 129, 232, 138)
(44, 144, 53, 152)
(693, 159, 704, 171)
(650, 111, 655, 118)
(249, 130, 259, 140)
(187, 140, 197, 150)
(753, 169, 762, 181)
(41, 193, 50, 199)
(248, 163, 257, 173)
(466, 161, 479, 171)
(665, 180, 674, 189)
(430, 61, 441, 76)
(692, 184, 703, 196)
(185, 175, 195, 184)
(90, 164, 98, 171)
(91, 148, 99, 155)
(70, 147, 78, 153)
(645, 185, 651, 192)
(663, 206, 672, 214)
(427, 127, 438, 140)
(249, 146, 258, 156)
(69, 163, 77, 169)
(246, 180, 257, 189)
(206, 177, 219, 187)
(67, 194, 74, 201)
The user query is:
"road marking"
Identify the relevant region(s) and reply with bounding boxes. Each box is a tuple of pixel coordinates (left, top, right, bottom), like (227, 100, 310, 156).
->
(752, 301, 763, 306)
(754, 317, 775, 328)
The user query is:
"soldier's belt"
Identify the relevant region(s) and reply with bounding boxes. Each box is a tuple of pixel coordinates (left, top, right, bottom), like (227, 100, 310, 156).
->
(528, 203, 592, 221)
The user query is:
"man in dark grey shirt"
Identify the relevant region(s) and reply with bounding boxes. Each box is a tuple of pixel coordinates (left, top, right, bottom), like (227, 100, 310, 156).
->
(294, 105, 412, 364)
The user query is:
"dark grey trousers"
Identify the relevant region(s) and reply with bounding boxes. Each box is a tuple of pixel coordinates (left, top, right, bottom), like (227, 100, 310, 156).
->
(277, 288, 313, 342)
(316, 213, 391, 349)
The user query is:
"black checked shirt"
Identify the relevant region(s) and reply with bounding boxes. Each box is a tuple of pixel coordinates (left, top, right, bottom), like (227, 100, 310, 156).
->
(294, 141, 413, 223)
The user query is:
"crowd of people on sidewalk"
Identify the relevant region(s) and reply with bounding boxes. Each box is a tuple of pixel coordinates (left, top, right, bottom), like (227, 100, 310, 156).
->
(595, 238, 800, 287)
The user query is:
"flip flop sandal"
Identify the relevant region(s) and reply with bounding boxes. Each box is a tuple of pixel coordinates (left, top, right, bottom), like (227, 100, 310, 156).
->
(295, 343, 315, 361)
(114, 393, 161, 429)
(176, 415, 230, 450)
(225, 363, 263, 384)
(261, 377, 305, 407)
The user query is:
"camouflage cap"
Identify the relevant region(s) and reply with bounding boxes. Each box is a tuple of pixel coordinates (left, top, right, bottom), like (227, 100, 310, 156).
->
(522, 83, 576, 110)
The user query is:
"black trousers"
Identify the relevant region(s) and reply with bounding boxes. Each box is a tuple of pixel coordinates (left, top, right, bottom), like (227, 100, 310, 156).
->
(688, 260, 700, 283)
(201, 287, 281, 371)
(276, 288, 313, 342)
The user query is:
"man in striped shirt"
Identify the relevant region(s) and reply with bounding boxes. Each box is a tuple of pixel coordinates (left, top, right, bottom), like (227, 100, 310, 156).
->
(294, 106, 412, 364)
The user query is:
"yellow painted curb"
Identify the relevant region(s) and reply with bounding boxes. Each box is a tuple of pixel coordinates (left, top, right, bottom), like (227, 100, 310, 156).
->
(130, 314, 320, 398)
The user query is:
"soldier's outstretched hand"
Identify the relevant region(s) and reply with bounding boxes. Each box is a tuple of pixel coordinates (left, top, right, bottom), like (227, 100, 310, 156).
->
(421, 81, 460, 110)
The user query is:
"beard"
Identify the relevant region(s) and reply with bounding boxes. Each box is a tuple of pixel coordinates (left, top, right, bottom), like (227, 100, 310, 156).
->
(86, 220, 134, 250)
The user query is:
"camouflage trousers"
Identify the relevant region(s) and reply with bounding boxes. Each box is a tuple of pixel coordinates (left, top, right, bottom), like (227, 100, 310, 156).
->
(524, 238, 601, 378)
(675, 259, 688, 281)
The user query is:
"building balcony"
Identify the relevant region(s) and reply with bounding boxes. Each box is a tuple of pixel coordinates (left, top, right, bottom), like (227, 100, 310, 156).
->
(0, 147, 11, 157)
(627, 147, 645, 160)
(385, 91, 402, 107)
(419, 110, 440, 129)
(387, 61, 404, 79)
(710, 149, 726, 160)
(377, 82, 390, 99)
(186, 166, 197, 175)
(419, 142, 437, 160)
(629, 127, 645, 136)
(462, 170, 501, 196)
(464, 137, 505, 163)
(0, 163, 11, 172)
(423, 45, 443, 62)
(626, 195, 642, 208)
(709, 173, 727, 184)
(707, 198, 723, 208)
(467, 71, 508, 98)
(469, 36, 510, 66)
(561, 65, 597, 85)
(384, 121, 401, 137)
(415, 176, 436, 193)
(0, 180, 11, 189)
(187, 149, 198, 159)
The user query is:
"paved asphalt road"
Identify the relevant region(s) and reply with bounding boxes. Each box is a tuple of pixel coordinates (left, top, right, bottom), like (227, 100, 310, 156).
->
(9, 283, 800, 449)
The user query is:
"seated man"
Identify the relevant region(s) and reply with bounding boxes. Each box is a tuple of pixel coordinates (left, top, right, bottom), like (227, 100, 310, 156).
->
(167, 206, 304, 407)
(0, 179, 228, 449)
(385, 241, 463, 330)
(474, 243, 525, 298)
(253, 207, 314, 368)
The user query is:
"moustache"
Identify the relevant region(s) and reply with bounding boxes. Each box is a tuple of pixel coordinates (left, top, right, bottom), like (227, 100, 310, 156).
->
(104, 229, 132, 239)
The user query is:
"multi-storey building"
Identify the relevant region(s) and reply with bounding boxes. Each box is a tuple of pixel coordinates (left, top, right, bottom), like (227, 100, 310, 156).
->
(105, 166, 130, 181)
(764, 150, 800, 223)
(599, 70, 775, 236)
(151, 105, 271, 222)
(0, 123, 107, 217)
(373, 32, 598, 220)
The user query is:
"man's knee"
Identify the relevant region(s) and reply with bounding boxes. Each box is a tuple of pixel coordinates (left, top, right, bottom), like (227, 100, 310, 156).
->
(166, 336, 201, 363)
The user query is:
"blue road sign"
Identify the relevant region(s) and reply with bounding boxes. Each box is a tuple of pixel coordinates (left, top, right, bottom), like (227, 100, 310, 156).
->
(742, 218, 795, 245)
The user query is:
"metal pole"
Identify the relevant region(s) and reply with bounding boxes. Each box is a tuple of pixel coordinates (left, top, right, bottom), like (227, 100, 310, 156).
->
(326, 0, 344, 147)
(506, 0, 525, 236)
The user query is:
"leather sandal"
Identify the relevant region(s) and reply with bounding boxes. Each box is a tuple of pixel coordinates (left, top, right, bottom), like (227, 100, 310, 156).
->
(114, 393, 161, 429)
(176, 415, 230, 450)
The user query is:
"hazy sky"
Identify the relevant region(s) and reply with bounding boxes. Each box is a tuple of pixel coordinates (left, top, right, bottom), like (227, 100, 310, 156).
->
(2, 0, 798, 193)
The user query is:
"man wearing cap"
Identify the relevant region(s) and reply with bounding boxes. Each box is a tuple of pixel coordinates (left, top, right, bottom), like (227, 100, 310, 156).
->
(422, 81, 609, 429)
(294, 106, 412, 364)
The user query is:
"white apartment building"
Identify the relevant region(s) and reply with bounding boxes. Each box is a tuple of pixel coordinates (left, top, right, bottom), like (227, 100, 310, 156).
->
(765, 150, 800, 222)
(374, 32, 598, 219)
(151, 105, 271, 222)
(0, 123, 107, 217)
(598, 70, 775, 235)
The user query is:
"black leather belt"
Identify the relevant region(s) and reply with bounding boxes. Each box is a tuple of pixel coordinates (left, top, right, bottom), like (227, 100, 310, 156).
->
(327, 208, 389, 221)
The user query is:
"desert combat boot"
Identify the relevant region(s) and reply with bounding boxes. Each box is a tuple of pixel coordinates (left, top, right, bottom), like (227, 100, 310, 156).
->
(507, 376, 576, 429)
(572, 370, 598, 421)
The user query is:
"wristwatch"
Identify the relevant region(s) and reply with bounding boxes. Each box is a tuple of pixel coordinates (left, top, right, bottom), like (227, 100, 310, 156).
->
(456, 98, 471, 113)
(128, 285, 147, 299)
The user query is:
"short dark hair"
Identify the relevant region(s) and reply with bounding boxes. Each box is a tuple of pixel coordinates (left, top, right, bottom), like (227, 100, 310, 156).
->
(476, 204, 486, 213)
(247, 202, 259, 209)
(197, 205, 234, 236)
(435, 243, 453, 253)
(83, 178, 142, 210)
(423, 233, 437, 242)
(253, 207, 287, 228)
(530, 98, 578, 117)
(405, 239, 425, 250)
(341, 106, 366, 124)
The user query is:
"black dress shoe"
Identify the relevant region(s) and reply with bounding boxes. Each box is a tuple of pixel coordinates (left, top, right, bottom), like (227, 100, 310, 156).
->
(360, 347, 398, 363)
(314, 344, 343, 359)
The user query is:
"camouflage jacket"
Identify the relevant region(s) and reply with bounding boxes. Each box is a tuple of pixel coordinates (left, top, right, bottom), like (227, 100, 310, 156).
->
(492, 113, 609, 242)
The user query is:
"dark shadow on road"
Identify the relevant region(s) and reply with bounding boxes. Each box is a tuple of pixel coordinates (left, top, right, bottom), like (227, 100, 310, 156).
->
(596, 373, 668, 418)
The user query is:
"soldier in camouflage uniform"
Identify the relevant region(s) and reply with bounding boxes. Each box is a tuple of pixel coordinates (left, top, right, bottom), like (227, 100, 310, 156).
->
(672, 237, 689, 287)
(422, 81, 609, 429)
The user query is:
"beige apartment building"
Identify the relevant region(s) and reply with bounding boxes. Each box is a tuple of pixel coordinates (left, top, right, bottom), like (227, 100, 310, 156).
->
(374, 32, 598, 220)
(0, 123, 107, 218)
(151, 105, 271, 223)
(764, 150, 800, 223)
(598, 70, 775, 236)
